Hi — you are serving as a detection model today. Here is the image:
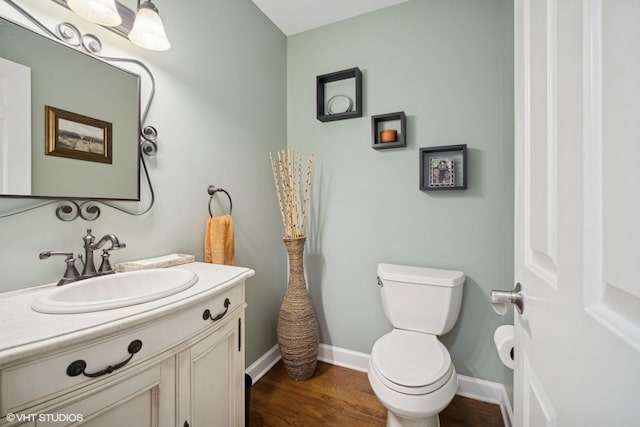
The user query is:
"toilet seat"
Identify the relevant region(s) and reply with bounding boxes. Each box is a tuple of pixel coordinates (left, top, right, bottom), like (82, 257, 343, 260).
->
(371, 330, 453, 396)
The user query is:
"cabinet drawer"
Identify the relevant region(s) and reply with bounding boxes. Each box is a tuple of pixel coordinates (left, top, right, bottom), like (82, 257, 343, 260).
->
(1, 283, 242, 416)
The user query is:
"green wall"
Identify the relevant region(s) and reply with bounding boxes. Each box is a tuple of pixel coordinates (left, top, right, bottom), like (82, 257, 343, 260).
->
(0, 0, 287, 366)
(0, 0, 515, 391)
(286, 0, 514, 386)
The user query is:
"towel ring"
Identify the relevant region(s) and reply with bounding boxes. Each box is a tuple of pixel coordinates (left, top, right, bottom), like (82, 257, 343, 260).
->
(207, 185, 233, 216)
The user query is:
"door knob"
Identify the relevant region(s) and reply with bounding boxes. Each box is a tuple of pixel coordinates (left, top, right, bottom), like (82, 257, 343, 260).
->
(490, 282, 524, 315)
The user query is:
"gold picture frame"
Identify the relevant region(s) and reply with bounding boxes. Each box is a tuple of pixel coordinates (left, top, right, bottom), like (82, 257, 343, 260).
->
(45, 106, 112, 164)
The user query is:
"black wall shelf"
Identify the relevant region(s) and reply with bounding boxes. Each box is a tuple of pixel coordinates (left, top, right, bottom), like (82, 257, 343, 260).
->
(316, 67, 362, 122)
(419, 144, 468, 191)
(371, 112, 406, 149)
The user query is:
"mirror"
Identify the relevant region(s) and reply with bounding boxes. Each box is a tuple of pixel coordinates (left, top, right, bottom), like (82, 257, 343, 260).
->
(0, 16, 140, 200)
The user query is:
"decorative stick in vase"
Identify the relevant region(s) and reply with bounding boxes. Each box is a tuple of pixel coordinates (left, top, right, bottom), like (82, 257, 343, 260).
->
(269, 150, 313, 238)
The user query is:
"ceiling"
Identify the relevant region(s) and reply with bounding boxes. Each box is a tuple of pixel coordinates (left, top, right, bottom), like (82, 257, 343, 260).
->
(251, 0, 411, 36)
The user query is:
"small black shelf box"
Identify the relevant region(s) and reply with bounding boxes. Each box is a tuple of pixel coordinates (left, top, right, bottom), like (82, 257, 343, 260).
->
(316, 67, 362, 122)
(372, 112, 406, 149)
(419, 145, 467, 191)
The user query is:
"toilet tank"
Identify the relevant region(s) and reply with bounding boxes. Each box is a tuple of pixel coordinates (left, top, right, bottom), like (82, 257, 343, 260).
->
(377, 263, 465, 335)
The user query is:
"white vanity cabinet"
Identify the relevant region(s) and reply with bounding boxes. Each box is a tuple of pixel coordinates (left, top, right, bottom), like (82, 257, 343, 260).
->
(177, 312, 243, 427)
(0, 263, 253, 427)
(42, 356, 177, 427)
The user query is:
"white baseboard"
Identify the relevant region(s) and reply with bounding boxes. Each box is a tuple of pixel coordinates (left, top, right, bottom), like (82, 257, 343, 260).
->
(245, 344, 280, 383)
(247, 343, 513, 427)
(457, 374, 513, 427)
(317, 343, 370, 372)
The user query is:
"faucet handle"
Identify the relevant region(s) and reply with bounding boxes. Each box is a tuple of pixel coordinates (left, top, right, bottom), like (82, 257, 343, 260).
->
(60, 257, 82, 286)
(98, 249, 114, 274)
(39, 251, 74, 260)
(39, 251, 81, 286)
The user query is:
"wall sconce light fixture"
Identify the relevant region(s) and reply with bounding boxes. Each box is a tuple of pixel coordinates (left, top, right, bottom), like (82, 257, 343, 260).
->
(55, 0, 170, 51)
(128, 1, 170, 51)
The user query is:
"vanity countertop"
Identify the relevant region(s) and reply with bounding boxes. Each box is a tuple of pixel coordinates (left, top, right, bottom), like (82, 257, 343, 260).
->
(0, 262, 254, 366)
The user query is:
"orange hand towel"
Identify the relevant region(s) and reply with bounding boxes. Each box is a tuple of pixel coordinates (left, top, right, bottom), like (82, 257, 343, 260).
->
(205, 214, 235, 265)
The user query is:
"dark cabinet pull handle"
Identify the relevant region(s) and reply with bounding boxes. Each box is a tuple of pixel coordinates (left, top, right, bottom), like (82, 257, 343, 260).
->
(66, 340, 143, 378)
(183, 422, 189, 427)
(203, 298, 231, 322)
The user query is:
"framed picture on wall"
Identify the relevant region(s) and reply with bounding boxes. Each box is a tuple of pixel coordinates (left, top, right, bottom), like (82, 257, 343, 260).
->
(419, 145, 467, 191)
(45, 105, 113, 164)
(428, 158, 455, 187)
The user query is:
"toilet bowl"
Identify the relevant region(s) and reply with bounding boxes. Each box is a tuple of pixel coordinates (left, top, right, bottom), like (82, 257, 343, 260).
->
(368, 330, 458, 427)
(368, 263, 465, 427)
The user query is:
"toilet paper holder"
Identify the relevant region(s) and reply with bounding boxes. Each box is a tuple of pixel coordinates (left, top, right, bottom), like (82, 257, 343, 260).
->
(490, 282, 524, 315)
(493, 325, 516, 369)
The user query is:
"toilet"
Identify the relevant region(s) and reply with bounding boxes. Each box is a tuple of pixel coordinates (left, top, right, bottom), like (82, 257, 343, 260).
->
(368, 263, 465, 427)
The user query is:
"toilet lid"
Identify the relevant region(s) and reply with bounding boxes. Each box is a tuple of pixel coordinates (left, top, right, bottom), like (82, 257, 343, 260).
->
(371, 330, 453, 395)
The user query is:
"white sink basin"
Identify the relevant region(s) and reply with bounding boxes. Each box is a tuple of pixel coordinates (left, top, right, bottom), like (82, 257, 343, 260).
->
(32, 268, 199, 314)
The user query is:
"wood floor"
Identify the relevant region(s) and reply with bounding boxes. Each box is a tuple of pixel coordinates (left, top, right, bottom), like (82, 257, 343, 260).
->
(249, 361, 505, 427)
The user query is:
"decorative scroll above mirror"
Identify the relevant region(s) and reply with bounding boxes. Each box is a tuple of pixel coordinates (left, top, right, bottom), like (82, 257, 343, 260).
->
(0, 0, 158, 221)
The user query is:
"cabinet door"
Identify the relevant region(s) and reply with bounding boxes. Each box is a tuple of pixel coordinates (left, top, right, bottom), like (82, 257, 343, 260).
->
(178, 315, 243, 427)
(38, 358, 175, 427)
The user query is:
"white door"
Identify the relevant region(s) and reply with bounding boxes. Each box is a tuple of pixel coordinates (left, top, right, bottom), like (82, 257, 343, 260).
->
(513, 0, 640, 425)
(0, 57, 31, 195)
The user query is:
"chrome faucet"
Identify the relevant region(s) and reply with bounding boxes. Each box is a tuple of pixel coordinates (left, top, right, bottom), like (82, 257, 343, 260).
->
(81, 229, 126, 277)
(40, 229, 126, 286)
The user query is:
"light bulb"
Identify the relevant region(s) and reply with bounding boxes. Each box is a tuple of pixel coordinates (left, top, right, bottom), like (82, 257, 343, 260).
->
(67, 0, 122, 27)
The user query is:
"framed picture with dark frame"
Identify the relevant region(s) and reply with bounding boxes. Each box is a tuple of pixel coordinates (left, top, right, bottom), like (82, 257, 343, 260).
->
(419, 144, 467, 191)
(45, 105, 113, 164)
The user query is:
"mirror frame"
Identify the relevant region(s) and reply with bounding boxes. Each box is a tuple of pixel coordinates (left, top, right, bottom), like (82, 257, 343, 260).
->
(0, 0, 158, 221)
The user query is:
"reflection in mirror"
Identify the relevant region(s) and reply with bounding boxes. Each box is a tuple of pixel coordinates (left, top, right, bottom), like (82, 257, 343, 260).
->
(0, 0, 158, 221)
(0, 16, 140, 200)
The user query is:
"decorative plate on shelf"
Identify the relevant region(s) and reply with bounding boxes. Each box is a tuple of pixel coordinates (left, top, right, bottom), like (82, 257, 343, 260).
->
(326, 95, 353, 115)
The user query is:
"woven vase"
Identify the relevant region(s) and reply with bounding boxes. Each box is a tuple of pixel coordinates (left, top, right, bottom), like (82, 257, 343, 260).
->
(277, 236, 319, 380)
